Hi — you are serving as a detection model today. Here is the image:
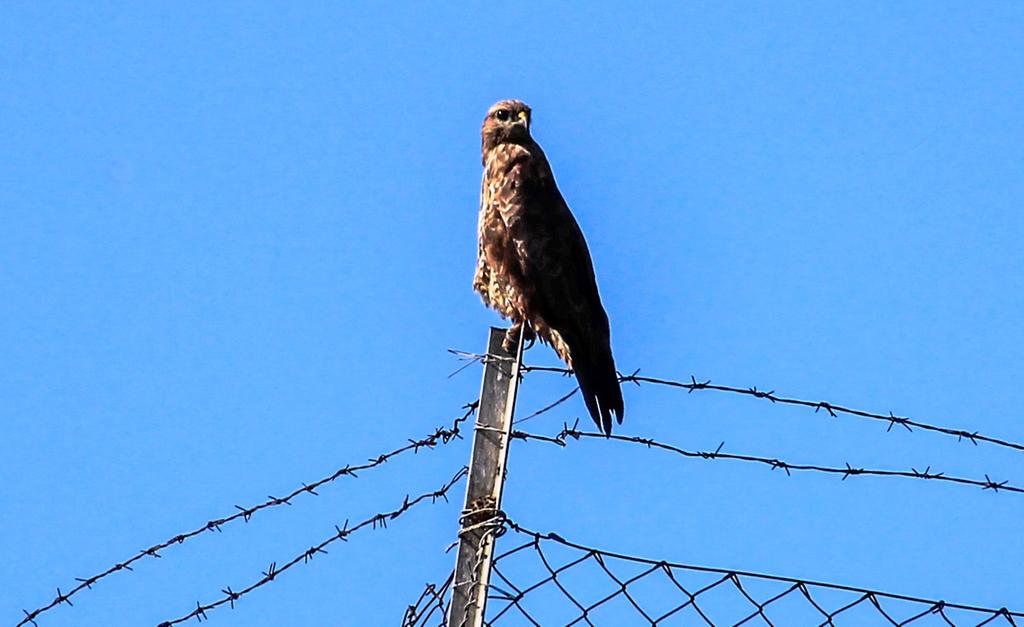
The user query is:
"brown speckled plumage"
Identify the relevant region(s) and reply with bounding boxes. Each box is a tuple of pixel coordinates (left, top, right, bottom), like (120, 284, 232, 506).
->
(473, 99, 624, 434)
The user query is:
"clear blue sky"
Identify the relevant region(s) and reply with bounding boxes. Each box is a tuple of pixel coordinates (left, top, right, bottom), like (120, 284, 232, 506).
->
(3, 3, 1022, 625)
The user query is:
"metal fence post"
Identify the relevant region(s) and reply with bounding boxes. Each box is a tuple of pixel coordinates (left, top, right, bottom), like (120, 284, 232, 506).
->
(446, 326, 523, 627)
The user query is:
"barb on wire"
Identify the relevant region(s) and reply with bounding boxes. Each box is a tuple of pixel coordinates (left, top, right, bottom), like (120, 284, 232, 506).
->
(512, 424, 1024, 496)
(17, 401, 478, 627)
(469, 519, 1023, 626)
(158, 466, 469, 626)
(490, 356, 1024, 455)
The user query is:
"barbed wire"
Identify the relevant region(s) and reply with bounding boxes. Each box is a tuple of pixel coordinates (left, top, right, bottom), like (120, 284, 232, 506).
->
(445, 346, 1024, 456)
(17, 401, 477, 627)
(512, 422, 1024, 496)
(609, 371, 1024, 453)
(157, 465, 469, 626)
(20, 348, 1024, 625)
(404, 517, 1023, 626)
(452, 348, 1024, 456)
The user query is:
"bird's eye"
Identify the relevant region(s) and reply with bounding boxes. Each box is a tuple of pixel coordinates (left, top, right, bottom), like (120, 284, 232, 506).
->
(495, 109, 510, 121)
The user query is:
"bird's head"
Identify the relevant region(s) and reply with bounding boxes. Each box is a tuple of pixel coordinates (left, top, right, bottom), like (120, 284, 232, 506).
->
(481, 99, 532, 156)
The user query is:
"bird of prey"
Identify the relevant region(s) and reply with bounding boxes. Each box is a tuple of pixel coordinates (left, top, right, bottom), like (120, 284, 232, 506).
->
(473, 99, 624, 434)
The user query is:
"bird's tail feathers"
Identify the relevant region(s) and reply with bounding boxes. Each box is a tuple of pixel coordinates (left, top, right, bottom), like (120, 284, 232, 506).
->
(570, 341, 624, 436)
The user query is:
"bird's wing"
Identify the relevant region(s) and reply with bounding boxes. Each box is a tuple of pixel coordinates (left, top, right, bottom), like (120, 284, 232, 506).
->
(499, 147, 623, 433)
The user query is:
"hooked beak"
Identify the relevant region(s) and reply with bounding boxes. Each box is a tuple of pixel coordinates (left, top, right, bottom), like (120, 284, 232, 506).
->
(513, 110, 529, 130)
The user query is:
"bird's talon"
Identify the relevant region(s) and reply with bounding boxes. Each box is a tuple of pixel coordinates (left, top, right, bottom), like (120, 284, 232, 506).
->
(503, 323, 536, 353)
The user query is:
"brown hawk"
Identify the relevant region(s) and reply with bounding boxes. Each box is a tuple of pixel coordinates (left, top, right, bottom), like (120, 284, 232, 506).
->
(474, 99, 624, 434)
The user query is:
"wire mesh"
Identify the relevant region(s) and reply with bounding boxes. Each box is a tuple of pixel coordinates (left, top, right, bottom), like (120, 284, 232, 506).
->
(404, 520, 1021, 627)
